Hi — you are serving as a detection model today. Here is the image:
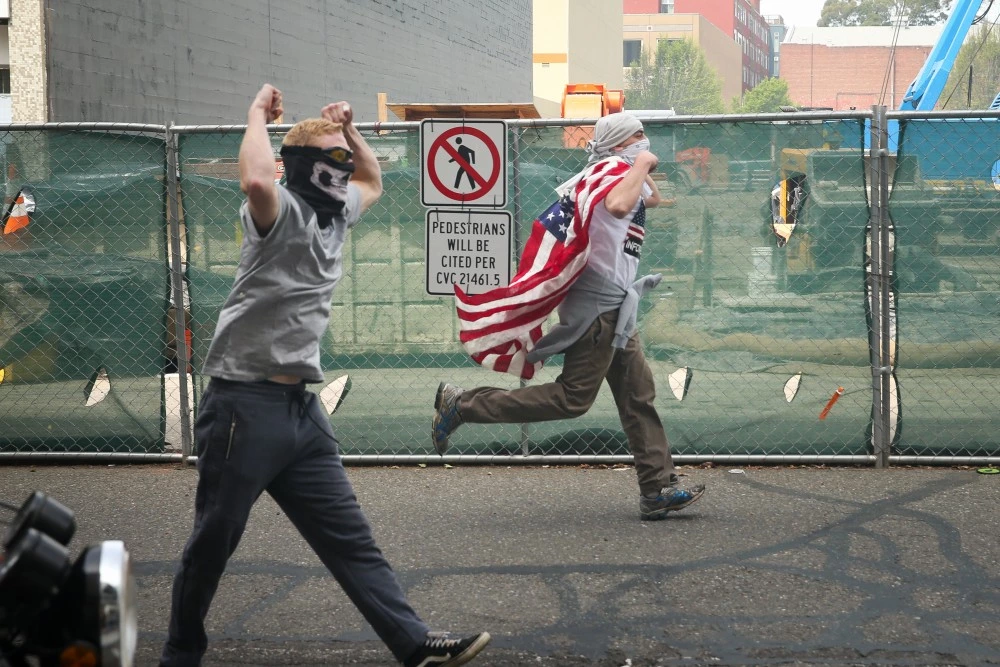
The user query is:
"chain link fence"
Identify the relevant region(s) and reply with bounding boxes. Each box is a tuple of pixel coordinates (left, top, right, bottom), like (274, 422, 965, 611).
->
(1, 111, 999, 464)
(889, 110, 1000, 462)
(0, 125, 170, 458)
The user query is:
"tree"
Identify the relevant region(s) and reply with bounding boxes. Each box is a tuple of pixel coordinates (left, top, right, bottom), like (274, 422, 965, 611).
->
(818, 0, 950, 27)
(939, 23, 1000, 109)
(624, 39, 725, 115)
(731, 77, 796, 113)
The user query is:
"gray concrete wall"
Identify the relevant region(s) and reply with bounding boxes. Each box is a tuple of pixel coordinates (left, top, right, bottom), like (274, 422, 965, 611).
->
(44, 0, 532, 124)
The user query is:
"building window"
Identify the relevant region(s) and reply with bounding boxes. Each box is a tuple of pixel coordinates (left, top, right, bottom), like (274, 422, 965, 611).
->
(660, 0, 674, 12)
(0, 68, 9, 94)
(623, 40, 642, 67)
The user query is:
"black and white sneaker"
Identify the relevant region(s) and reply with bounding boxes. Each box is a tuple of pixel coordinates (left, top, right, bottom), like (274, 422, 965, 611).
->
(404, 631, 491, 667)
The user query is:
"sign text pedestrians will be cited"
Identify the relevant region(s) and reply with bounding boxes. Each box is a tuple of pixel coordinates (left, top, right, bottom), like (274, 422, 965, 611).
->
(425, 209, 511, 296)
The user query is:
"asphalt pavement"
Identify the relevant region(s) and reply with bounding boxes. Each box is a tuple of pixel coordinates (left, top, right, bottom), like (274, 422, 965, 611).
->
(1, 463, 998, 666)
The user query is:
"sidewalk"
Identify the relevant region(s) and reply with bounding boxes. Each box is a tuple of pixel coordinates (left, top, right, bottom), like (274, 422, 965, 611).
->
(1, 464, 998, 666)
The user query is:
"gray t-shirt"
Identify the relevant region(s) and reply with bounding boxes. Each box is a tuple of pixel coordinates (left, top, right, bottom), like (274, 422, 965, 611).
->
(201, 183, 362, 383)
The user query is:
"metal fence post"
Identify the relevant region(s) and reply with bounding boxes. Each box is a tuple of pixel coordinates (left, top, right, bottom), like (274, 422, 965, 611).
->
(868, 106, 892, 468)
(877, 110, 895, 469)
(510, 127, 531, 456)
(165, 123, 193, 459)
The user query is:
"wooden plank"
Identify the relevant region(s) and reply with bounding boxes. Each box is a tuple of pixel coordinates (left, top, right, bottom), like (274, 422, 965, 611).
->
(387, 102, 541, 121)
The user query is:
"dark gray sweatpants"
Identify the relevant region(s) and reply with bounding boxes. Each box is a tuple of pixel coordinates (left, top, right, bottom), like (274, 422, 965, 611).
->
(160, 378, 428, 666)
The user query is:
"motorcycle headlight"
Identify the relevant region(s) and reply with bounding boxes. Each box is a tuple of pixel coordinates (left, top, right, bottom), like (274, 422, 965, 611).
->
(3, 491, 76, 549)
(0, 527, 72, 626)
(80, 541, 138, 667)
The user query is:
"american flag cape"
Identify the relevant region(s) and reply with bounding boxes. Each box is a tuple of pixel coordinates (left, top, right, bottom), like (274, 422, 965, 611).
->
(454, 157, 631, 380)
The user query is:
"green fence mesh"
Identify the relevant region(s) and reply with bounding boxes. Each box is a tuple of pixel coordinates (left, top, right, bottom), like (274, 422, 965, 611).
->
(0, 129, 167, 452)
(893, 117, 1000, 457)
(2, 114, 999, 461)
(178, 119, 878, 458)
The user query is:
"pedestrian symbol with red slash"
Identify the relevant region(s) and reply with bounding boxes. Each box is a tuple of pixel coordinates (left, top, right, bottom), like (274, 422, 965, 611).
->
(420, 120, 507, 208)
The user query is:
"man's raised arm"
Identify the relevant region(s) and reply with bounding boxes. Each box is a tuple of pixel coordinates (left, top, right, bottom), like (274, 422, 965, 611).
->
(240, 84, 284, 235)
(322, 102, 382, 214)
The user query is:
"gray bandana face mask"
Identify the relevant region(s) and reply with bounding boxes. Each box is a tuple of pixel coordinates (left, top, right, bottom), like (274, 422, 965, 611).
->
(616, 138, 651, 164)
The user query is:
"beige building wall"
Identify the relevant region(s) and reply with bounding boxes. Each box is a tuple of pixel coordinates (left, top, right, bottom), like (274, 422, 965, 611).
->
(534, 0, 624, 118)
(568, 1, 624, 96)
(533, 0, 569, 117)
(623, 14, 742, 106)
(9, 0, 47, 122)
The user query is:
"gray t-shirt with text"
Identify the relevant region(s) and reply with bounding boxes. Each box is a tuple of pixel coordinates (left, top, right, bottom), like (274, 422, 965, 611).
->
(201, 183, 362, 383)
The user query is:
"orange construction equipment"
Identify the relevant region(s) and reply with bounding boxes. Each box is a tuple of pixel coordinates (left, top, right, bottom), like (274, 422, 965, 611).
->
(560, 83, 624, 118)
(561, 84, 625, 148)
(674, 147, 711, 185)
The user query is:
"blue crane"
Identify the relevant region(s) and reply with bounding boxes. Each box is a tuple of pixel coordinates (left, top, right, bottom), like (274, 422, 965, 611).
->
(870, 0, 991, 151)
(892, 0, 1000, 242)
(899, 0, 988, 111)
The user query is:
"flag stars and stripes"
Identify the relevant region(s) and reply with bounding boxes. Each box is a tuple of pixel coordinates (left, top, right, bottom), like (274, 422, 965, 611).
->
(454, 157, 631, 380)
(627, 201, 646, 243)
(632, 201, 646, 228)
(540, 199, 573, 242)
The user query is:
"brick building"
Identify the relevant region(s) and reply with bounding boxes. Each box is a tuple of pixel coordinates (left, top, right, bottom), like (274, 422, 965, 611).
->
(674, 0, 770, 92)
(624, 0, 769, 93)
(623, 0, 662, 11)
(780, 25, 942, 110)
(622, 12, 742, 104)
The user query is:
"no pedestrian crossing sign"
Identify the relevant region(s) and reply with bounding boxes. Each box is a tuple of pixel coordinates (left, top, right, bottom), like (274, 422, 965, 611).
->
(420, 119, 507, 208)
(425, 209, 511, 296)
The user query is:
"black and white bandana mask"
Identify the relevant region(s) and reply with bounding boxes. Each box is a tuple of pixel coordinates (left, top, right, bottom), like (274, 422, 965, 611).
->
(279, 145, 356, 229)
